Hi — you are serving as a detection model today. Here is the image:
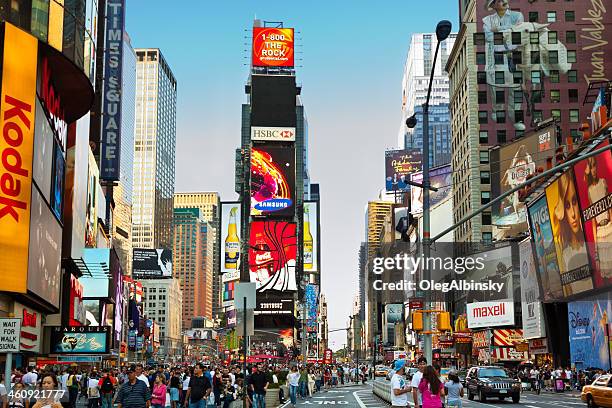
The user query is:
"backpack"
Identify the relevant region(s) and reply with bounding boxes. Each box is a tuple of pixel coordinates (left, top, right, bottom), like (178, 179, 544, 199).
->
(101, 376, 114, 393)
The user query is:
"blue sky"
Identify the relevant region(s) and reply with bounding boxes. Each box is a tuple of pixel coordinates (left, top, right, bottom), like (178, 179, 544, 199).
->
(126, 0, 459, 350)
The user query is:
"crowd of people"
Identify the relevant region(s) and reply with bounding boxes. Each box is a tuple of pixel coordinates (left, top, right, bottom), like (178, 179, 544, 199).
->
(516, 364, 612, 392)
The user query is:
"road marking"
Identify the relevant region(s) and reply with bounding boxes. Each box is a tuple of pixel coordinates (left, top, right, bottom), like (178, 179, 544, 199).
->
(313, 396, 345, 399)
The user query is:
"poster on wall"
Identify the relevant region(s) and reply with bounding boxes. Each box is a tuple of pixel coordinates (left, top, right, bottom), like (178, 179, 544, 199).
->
(250, 147, 295, 217)
(221, 202, 241, 274)
(568, 300, 611, 370)
(248, 221, 297, 292)
(573, 141, 612, 290)
(519, 239, 546, 339)
(303, 201, 319, 272)
(385, 149, 422, 192)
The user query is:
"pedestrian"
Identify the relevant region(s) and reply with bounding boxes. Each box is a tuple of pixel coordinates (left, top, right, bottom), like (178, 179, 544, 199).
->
(135, 365, 150, 388)
(87, 370, 101, 408)
(418, 366, 444, 408)
(31, 374, 63, 408)
(248, 365, 268, 408)
(7, 382, 28, 408)
(151, 375, 167, 408)
(169, 370, 181, 408)
(181, 369, 191, 407)
(307, 369, 315, 397)
(184, 364, 212, 408)
(287, 367, 300, 407)
(65, 370, 80, 408)
(443, 370, 463, 408)
(115, 366, 151, 408)
(411, 357, 428, 408)
(390, 360, 411, 408)
(298, 367, 308, 398)
(212, 372, 223, 408)
(98, 369, 117, 408)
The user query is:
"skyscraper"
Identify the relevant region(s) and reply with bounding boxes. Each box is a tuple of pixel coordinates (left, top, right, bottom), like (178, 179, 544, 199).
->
(132, 49, 177, 250)
(398, 33, 456, 166)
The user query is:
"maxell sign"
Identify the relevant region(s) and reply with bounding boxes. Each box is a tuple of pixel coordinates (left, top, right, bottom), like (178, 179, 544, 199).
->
(467, 301, 514, 329)
(251, 126, 296, 142)
(100, 0, 125, 181)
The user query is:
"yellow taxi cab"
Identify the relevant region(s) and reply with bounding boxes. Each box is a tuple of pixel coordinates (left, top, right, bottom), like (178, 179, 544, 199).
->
(581, 374, 612, 407)
(374, 365, 390, 377)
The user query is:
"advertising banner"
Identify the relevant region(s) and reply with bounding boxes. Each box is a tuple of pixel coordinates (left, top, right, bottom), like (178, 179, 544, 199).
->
(304, 201, 319, 272)
(33, 98, 54, 205)
(132, 248, 173, 279)
(221, 202, 241, 274)
(519, 239, 546, 339)
(529, 338, 549, 355)
(80, 248, 113, 298)
(250, 75, 297, 128)
(226, 307, 237, 328)
(305, 284, 319, 331)
(50, 326, 111, 354)
(467, 301, 514, 329)
(251, 126, 295, 142)
(223, 280, 236, 303)
(573, 141, 612, 289)
(493, 347, 528, 361)
(69, 275, 86, 326)
(184, 329, 216, 340)
(100, 0, 125, 181)
(248, 221, 297, 292)
(12, 303, 42, 352)
(493, 329, 524, 346)
(0, 23, 38, 294)
(465, 245, 514, 304)
(385, 149, 422, 191)
(222, 270, 240, 283)
(250, 147, 295, 217)
(472, 330, 490, 349)
(85, 150, 99, 247)
(545, 169, 593, 297)
(410, 165, 452, 213)
(254, 297, 294, 316)
(568, 301, 611, 370)
(490, 126, 556, 230)
(385, 304, 403, 323)
(252, 27, 294, 67)
(527, 195, 563, 301)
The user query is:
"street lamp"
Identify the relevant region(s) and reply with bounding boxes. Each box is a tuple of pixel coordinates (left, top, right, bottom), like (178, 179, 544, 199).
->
(406, 19, 452, 365)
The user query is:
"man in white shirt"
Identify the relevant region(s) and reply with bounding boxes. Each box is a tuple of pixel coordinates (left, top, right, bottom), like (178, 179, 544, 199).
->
(411, 357, 428, 408)
(22, 367, 38, 390)
(391, 360, 411, 408)
(135, 364, 150, 387)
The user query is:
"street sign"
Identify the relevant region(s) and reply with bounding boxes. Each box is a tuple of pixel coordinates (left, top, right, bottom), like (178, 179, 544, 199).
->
(235, 283, 256, 310)
(0, 318, 21, 352)
(235, 309, 254, 337)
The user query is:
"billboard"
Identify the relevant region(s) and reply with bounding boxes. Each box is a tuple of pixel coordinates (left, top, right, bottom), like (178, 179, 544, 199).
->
(13, 303, 42, 353)
(50, 326, 111, 354)
(223, 280, 236, 304)
(304, 201, 319, 272)
(410, 165, 452, 213)
(251, 126, 296, 142)
(27, 187, 62, 308)
(385, 149, 422, 191)
(252, 27, 294, 67)
(32, 98, 54, 204)
(184, 329, 216, 340)
(573, 141, 612, 289)
(254, 296, 294, 316)
(519, 239, 546, 339)
(51, 141, 65, 220)
(132, 248, 173, 279)
(80, 248, 114, 298)
(568, 300, 611, 370)
(85, 149, 99, 247)
(545, 169, 592, 297)
(0, 23, 38, 293)
(527, 195, 563, 301)
(248, 221, 297, 292)
(493, 329, 524, 346)
(250, 146, 295, 217)
(226, 307, 237, 328)
(221, 202, 242, 274)
(250, 75, 297, 128)
(467, 301, 515, 329)
(490, 126, 556, 230)
(465, 246, 514, 304)
(305, 284, 319, 331)
(99, 0, 125, 181)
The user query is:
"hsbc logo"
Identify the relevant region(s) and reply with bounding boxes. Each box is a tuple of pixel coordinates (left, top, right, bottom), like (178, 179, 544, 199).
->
(251, 126, 296, 141)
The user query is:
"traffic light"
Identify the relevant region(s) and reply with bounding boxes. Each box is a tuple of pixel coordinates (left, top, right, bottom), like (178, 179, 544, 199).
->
(412, 311, 423, 331)
(437, 312, 451, 331)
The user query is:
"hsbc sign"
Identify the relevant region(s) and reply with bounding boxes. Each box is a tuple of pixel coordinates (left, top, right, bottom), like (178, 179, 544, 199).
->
(251, 126, 295, 142)
(467, 301, 514, 329)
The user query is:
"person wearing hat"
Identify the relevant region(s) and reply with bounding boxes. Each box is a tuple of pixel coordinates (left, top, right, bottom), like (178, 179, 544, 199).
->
(115, 366, 151, 408)
(390, 360, 411, 408)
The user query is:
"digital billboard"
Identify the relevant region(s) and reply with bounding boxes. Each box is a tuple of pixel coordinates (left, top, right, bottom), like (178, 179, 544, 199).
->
(305, 284, 319, 332)
(385, 149, 422, 192)
(221, 202, 242, 274)
(519, 238, 545, 339)
(465, 245, 514, 304)
(573, 141, 612, 289)
(132, 248, 173, 279)
(545, 169, 593, 297)
(254, 296, 294, 316)
(490, 126, 556, 233)
(33, 98, 54, 204)
(250, 147, 295, 217)
(250, 75, 297, 128)
(85, 149, 99, 247)
(249, 221, 297, 292)
(304, 201, 319, 272)
(410, 165, 452, 213)
(50, 326, 111, 354)
(527, 195, 563, 301)
(51, 140, 65, 220)
(252, 27, 294, 67)
(568, 300, 611, 370)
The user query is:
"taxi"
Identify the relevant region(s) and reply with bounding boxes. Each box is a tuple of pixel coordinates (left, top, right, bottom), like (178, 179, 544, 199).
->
(581, 375, 612, 407)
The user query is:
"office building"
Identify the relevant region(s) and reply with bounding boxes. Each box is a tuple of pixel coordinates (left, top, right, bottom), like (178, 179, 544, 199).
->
(132, 48, 177, 250)
(141, 278, 183, 356)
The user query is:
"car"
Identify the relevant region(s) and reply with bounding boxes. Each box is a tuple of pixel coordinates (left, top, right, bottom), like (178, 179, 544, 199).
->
(457, 369, 467, 386)
(581, 374, 612, 407)
(375, 365, 390, 377)
(465, 366, 521, 403)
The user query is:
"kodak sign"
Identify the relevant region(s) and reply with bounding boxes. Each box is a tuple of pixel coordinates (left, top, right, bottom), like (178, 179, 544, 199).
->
(0, 24, 37, 292)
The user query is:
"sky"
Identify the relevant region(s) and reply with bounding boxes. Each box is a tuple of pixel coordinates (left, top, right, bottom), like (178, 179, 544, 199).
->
(126, 0, 459, 351)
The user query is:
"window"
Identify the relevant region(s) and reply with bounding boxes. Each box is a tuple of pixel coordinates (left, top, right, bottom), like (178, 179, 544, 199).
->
(550, 90, 561, 103)
(529, 12, 539, 22)
(480, 171, 490, 184)
(512, 51, 522, 65)
(483, 232, 493, 243)
(479, 111, 488, 124)
(533, 110, 543, 123)
(496, 111, 506, 124)
(496, 90, 505, 104)
(550, 70, 560, 83)
(495, 71, 505, 84)
(513, 71, 523, 85)
(477, 71, 487, 84)
(497, 130, 507, 143)
(494, 33, 504, 45)
(512, 32, 522, 45)
(547, 11, 556, 22)
(531, 71, 541, 84)
(567, 50, 576, 63)
(515, 110, 524, 124)
(481, 191, 491, 204)
(548, 31, 558, 44)
(548, 51, 558, 64)
(479, 151, 489, 164)
(478, 91, 487, 104)
(530, 32, 539, 44)
(473, 33, 485, 45)
(479, 131, 488, 144)
(570, 129, 579, 141)
(566, 31, 576, 43)
(568, 89, 578, 103)
(570, 109, 579, 123)
(494, 52, 504, 65)
(551, 109, 561, 121)
(482, 212, 492, 225)
(565, 11, 575, 21)
(476, 52, 486, 65)
(568, 70, 578, 82)
(514, 90, 523, 104)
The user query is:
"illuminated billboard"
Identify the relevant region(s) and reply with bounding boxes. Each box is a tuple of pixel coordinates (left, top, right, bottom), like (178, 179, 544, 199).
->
(385, 149, 422, 192)
(250, 147, 295, 217)
(410, 165, 452, 213)
(305, 284, 319, 332)
(303, 201, 319, 272)
(221, 202, 242, 274)
(133, 248, 173, 279)
(248, 221, 297, 292)
(50, 326, 111, 354)
(519, 239, 545, 339)
(252, 27, 294, 67)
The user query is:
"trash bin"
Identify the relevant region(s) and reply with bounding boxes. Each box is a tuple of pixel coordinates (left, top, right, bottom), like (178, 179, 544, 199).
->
(555, 379, 565, 392)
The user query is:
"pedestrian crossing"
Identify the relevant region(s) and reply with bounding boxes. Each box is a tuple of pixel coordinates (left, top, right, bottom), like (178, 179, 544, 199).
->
(353, 389, 389, 407)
